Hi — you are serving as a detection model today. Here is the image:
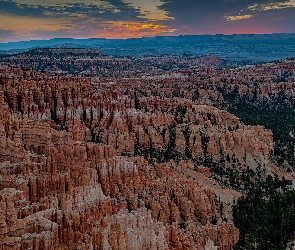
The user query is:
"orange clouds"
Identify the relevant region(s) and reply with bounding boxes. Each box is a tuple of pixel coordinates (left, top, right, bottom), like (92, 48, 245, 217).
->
(93, 21, 177, 38)
(225, 14, 254, 21)
(0, 11, 176, 40)
(248, 0, 295, 11)
(112, 22, 169, 31)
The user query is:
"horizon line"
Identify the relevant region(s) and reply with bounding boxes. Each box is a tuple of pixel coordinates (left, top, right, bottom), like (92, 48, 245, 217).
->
(1, 32, 295, 44)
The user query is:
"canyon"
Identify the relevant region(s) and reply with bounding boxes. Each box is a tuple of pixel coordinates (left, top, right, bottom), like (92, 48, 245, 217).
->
(0, 51, 294, 249)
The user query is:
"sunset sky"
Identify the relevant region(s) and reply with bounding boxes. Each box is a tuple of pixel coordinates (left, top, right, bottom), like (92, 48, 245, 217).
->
(0, 0, 294, 42)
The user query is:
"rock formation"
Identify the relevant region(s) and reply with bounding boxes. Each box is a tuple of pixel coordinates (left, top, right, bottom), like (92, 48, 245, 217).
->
(0, 62, 283, 249)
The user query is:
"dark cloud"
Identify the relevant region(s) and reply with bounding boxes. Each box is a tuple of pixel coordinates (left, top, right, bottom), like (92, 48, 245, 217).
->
(0, 1, 47, 17)
(0, 0, 144, 21)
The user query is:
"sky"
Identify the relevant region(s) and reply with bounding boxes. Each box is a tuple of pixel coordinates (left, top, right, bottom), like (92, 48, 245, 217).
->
(0, 0, 294, 42)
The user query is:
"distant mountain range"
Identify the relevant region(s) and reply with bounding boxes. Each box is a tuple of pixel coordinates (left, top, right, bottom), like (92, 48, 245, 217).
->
(0, 33, 295, 63)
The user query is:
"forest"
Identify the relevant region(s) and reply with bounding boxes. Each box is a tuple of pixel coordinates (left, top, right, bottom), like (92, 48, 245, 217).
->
(226, 97, 295, 249)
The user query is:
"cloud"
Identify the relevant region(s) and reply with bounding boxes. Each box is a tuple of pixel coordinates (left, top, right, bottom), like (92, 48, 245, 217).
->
(225, 14, 254, 21)
(223, 0, 295, 22)
(0, 0, 294, 41)
(0, 0, 143, 20)
(43, 11, 87, 18)
(6, 0, 115, 8)
(8, 0, 173, 21)
(110, 21, 176, 32)
(122, 0, 173, 21)
(89, 20, 177, 38)
(248, 0, 295, 11)
(0, 7, 175, 41)
(0, 0, 179, 41)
